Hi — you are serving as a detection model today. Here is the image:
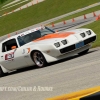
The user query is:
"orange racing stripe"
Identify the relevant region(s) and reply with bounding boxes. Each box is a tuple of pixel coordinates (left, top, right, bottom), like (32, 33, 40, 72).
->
(33, 32, 74, 42)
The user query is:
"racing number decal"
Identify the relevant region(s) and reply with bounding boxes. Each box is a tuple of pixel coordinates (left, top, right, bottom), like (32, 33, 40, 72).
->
(5, 52, 14, 61)
(22, 48, 30, 54)
(27, 48, 30, 53)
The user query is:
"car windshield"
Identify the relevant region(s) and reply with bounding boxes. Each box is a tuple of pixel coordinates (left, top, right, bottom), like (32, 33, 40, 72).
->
(17, 27, 55, 46)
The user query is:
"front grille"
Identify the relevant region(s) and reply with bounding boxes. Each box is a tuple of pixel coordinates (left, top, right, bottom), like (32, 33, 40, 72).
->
(60, 36, 96, 54)
(84, 36, 96, 45)
(60, 45, 75, 53)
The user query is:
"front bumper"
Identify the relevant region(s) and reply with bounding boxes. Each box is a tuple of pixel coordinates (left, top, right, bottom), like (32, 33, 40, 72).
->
(60, 35, 96, 54)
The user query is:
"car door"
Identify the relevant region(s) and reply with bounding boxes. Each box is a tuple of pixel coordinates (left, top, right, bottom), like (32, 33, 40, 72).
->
(0, 38, 28, 70)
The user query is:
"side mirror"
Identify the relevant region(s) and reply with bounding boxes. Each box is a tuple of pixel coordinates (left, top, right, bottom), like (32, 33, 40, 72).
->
(11, 46, 17, 50)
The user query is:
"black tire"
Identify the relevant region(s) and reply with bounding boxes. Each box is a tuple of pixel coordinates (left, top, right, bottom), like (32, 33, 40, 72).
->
(0, 67, 4, 77)
(32, 51, 47, 68)
(78, 49, 89, 55)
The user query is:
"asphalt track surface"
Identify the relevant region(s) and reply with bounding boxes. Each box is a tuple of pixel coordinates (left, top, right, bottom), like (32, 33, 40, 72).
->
(0, 46, 100, 100)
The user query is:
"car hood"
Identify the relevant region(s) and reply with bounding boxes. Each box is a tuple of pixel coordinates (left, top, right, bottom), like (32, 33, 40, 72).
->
(32, 32, 74, 44)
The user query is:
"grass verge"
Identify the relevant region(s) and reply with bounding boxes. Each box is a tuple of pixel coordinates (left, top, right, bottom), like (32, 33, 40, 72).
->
(0, 0, 32, 15)
(0, 0, 24, 8)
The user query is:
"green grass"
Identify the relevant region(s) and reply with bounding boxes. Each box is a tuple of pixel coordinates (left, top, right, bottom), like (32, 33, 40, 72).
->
(0, 0, 32, 15)
(53, 5, 100, 24)
(0, 0, 17, 7)
(81, 20, 100, 47)
(0, 0, 24, 8)
(0, 0, 8, 4)
(0, 0, 100, 36)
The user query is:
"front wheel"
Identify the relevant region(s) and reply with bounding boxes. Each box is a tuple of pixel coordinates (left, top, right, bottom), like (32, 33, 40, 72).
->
(78, 49, 89, 55)
(32, 51, 47, 68)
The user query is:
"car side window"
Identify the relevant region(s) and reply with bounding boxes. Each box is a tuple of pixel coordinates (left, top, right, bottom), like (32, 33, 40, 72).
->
(2, 39, 18, 52)
(17, 36, 25, 46)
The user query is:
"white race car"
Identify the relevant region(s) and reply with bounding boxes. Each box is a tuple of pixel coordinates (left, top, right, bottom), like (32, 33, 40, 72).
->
(0, 26, 96, 77)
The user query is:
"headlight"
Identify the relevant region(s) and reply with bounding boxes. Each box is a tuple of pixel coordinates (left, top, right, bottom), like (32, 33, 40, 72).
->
(86, 30, 92, 35)
(61, 39, 67, 45)
(54, 42, 60, 48)
(80, 33, 86, 38)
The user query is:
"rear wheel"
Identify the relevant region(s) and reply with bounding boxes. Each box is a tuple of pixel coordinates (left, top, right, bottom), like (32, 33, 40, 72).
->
(0, 67, 4, 77)
(78, 49, 89, 55)
(32, 51, 47, 68)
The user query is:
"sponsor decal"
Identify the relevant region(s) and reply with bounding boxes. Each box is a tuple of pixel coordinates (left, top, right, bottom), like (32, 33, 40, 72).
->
(22, 48, 30, 54)
(5, 52, 14, 61)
